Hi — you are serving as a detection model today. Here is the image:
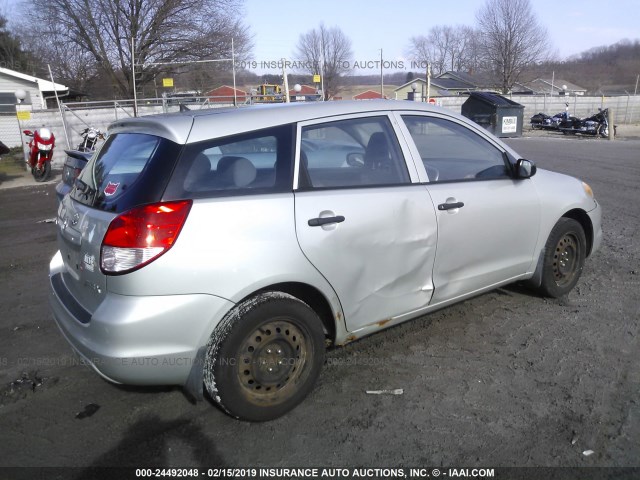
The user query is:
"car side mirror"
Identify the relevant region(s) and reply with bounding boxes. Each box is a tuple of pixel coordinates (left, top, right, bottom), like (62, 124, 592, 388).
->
(347, 152, 364, 168)
(23, 129, 33, 136)
(516, 159, 536, 179)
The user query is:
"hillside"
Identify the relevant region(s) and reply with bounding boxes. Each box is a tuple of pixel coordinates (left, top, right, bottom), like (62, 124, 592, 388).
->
(525, 40, 640, 94)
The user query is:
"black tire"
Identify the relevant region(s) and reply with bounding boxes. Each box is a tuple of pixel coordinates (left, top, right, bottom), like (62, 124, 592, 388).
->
(32, 161, 51, 182)
(204, 291, 325, 421)
(538, 218, 586, 298)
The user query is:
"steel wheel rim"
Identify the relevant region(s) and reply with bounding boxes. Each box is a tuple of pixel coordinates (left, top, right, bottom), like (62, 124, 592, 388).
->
(553, 232, 579, 287)
(237, 318, 309, 403)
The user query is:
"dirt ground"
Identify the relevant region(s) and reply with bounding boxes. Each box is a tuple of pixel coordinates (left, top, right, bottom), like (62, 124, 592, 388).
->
(0, 129, 638, 476)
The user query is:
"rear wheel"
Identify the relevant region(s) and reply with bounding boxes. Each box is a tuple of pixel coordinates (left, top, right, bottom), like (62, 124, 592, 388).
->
(204, 292, 325, 421)
(538, 218, 586, 298)
(32, 161, 51, 182)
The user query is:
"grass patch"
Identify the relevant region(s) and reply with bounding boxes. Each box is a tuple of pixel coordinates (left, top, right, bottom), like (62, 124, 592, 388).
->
(0, 149, 27, 179)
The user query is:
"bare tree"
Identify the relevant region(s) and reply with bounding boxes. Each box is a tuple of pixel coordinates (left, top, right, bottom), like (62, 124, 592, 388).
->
(295, 24, 353, 100)
(408, 33, 442, 75)
(18, 25, 100, 95)
(476, 0, 550, 93)
(408, 25, 481, 76)
(0, 14, 32, 73)
(20, 0, 251, 98)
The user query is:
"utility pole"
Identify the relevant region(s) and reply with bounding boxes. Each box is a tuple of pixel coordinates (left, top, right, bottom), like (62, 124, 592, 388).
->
(320, 55, 327, 102)
(283, 59, 290, 103)
(380, 49, 384, 98)
(131, 37, 138, 117)
(426, 63, 431, 102)
(232, 38, 237, 106)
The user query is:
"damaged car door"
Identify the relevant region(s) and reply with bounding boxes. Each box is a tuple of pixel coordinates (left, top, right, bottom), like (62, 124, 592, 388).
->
(294, 113, 438, 333)
(400, 114, 540, 304)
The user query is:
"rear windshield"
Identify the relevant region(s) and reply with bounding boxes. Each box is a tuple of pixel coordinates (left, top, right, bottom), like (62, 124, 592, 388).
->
(70, 133, 181, 212)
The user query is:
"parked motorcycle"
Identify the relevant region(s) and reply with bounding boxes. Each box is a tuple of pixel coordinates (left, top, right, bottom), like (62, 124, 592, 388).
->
(77, 127, 105, 152)
(530, 112, 565, 130)
(23, 128, 55, 182)
(559, 108, 615, 137)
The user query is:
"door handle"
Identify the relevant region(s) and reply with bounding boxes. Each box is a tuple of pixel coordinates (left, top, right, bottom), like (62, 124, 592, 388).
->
(438, 201, 464, 211)
(308, 216, 345, 227)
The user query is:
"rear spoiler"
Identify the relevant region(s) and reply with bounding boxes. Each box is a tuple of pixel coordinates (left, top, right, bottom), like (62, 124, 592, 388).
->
(64, 150, 93, 161)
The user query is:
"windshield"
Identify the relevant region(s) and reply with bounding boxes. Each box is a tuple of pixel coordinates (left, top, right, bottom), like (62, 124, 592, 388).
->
(71, 133, 181, 213)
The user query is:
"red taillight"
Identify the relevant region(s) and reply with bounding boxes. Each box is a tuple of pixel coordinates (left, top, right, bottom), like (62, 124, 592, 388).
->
(101, 200, 192, 274)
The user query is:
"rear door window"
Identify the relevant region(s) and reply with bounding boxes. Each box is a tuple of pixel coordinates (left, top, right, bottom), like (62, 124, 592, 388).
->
(298, 116, 410, 189)
(71, 133, 181, 212)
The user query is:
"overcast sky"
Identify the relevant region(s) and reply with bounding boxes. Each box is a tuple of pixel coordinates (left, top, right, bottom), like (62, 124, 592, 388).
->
(243, 0, 640, 73)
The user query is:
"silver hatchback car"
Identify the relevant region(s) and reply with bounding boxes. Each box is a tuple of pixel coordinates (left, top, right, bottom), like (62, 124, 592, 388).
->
(50, 100, 602, 421)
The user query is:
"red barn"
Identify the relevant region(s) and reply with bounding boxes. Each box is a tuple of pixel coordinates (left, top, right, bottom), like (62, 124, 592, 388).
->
(288, 84, 318, 96)
(353, 90, 385, 100)
(206, 86, 248, 103)
(288, 84, 322, 102)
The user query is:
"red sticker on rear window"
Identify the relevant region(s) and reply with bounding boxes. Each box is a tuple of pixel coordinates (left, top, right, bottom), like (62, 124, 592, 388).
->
(104, 182, 120, 196)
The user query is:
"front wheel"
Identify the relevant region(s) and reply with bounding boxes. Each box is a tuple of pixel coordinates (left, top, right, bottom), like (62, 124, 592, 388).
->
(32, 161, 51, 182)
(538, 218, 586, 298)
(599, 124, 615, 138)
(204, 292, 325, 421)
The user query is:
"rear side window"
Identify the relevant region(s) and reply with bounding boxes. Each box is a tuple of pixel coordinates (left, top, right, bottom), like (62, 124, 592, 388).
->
(164, 124, 294, 199)
(71, 133, 181, 212)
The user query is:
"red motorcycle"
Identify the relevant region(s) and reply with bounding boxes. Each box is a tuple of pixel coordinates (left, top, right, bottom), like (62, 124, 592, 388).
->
(24, 128, 55, 182)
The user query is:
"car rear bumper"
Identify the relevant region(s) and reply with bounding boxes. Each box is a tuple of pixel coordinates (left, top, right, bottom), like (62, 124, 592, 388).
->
(49, 251, 233, 386)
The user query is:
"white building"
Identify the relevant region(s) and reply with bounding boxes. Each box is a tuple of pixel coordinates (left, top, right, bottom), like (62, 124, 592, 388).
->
(0, 67, 69, 147)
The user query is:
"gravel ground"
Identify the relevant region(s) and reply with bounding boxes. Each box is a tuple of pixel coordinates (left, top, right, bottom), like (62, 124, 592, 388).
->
(0, 131, 638, 475)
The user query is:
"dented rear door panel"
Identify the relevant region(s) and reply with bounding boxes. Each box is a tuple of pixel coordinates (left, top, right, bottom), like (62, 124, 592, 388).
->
(294, 186, 438, 332)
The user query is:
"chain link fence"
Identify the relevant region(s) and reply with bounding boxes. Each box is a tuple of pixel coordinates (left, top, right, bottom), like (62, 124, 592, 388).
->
(1, 97, 235, 167)
(436, 94, 640, 125)
(2, 94, 640, 168)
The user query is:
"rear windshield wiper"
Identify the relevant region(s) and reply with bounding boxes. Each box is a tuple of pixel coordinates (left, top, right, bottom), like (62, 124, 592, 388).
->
(75, 179, 96, 199)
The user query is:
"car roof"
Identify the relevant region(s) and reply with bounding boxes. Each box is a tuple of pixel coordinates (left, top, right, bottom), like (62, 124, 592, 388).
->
(108, 100, 450, 145)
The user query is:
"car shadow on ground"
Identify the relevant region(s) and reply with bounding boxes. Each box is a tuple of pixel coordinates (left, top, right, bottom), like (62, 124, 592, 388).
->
(501, 282, 544, 298)
(74, 414, 224, 477)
